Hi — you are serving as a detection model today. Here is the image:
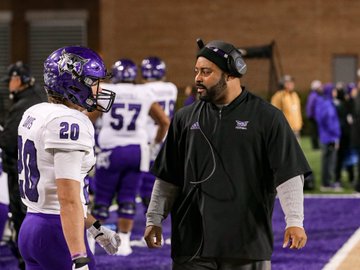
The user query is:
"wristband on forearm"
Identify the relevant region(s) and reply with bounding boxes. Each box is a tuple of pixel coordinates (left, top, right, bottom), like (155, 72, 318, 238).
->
(72, 253, 89, 268)
(92, 220, 101, 230)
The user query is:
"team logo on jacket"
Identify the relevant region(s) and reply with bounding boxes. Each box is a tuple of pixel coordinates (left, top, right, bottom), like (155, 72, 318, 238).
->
(190, 121, 200, 130)
(235, 120, 249, 130)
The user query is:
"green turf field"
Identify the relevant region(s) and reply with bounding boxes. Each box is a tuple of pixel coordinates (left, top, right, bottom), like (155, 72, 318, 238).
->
(300, 136, 357, 194)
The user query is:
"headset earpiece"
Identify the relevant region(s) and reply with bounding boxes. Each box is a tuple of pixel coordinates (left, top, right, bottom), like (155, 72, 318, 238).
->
(227, 50, 247, 76)
(205, 40, 247, 77)
(8, 61, 34, 85)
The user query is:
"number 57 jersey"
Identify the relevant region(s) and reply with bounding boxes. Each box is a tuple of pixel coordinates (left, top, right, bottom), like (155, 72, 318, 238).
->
(17, 102, 95, 216)
(97, 82, 157, 149)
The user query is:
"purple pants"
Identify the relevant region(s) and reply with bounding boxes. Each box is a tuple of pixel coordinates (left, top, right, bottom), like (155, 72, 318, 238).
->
(140, 161, 156, 199)
(18, 213, 95, 270)
(95, 145, 142, 217)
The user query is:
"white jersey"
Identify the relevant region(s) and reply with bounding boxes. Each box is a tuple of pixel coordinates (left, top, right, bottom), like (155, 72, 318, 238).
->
(0, 149, 9, 205)
(144, 81, 178, 143)
(18, 102, 95, 216)
(98, 82, 157, 149)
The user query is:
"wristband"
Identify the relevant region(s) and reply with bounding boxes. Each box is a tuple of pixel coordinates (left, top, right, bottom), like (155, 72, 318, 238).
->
(71, 252, 87, 261)
(92, 220, 102, 230)
(72, 257, 90, 269)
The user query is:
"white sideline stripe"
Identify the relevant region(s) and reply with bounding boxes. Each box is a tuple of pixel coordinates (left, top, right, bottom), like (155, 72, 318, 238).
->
(304, 193, 360, 199)
(321, 227, 360, 270)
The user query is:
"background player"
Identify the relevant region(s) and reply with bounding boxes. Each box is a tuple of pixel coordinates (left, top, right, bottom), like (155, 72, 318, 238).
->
(88, 58, 169, 256)
(140, 56, 178, 210)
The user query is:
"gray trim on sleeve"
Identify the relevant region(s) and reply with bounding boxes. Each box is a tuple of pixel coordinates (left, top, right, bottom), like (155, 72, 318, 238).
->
(276, 175, 304, 229)
(146, 178, 180, 228)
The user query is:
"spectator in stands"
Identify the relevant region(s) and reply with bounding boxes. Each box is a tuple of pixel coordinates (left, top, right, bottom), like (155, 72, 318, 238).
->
(306, 80, 322, 150)
(271, 75, 303, 140)
(333, 82, 353, 190)
(348, 83, 360, 192)
(315, 83, 341, 191)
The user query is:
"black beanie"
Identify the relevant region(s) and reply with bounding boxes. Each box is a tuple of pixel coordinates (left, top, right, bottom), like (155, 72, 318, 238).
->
(196, 46, 230, 74)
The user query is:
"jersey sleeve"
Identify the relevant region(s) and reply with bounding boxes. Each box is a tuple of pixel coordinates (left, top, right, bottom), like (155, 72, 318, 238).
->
(150, 112, 184, 187)
(143, 85, 157, 103)
(44, 115, 94, 153)
(266, 110, 311, 186)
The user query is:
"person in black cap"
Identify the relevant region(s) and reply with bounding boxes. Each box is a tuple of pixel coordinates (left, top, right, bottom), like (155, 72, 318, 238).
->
(0, 61, 47, 270)
(144, 39, 311, 270)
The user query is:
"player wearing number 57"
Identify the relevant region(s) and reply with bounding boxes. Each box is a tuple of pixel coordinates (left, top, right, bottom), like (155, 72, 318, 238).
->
(17, 46, 120, 270)
(86, 58, 170, 256)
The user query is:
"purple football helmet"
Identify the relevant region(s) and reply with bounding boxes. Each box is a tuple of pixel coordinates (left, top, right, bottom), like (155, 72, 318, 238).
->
(140, 56, 166, 80)
(111, 58, 137, 83)
(43, 46, 115, 112)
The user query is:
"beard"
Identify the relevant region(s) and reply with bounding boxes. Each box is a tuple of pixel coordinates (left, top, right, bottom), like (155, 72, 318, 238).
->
(198, 73, 227, 103)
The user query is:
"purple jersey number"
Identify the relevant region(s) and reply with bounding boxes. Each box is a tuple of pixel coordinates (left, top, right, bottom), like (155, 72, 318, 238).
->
(18, 135, 40, 202)
(18, 121, 89, 204)
(110, 103, 142, 131)
(156, 99, 175, 122)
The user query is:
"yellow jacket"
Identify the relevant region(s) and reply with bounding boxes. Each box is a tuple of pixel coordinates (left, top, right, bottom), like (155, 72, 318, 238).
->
(270, 90, 303, 132)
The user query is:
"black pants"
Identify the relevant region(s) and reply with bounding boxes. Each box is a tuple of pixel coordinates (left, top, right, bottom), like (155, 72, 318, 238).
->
(308, 118, 319, 150)
(173, 257, 271, 270)
(6, 164, 26, 241)
(4, 157, 26, 270)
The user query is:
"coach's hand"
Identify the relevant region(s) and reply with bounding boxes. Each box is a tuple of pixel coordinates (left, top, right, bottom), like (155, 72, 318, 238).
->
(88, 221, 121, 255)
(283, 226, 307, 249)
(144, 225, 162, 248)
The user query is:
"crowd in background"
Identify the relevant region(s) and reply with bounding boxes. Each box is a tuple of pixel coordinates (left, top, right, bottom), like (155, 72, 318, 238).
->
(270, 74, 360, 193)
(304, 79, 360, 192)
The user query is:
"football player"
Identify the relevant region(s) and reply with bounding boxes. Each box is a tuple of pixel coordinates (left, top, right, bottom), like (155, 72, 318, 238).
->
(140, 56, 178, 210)
(17, 46, 120, 270)
(87, 58, 169, 256)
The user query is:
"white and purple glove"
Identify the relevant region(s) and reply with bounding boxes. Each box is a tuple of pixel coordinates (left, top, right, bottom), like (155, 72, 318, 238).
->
(87, 221, 121, 255)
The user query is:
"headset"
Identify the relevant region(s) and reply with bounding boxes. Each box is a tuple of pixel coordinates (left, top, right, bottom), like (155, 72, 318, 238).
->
(197, 38, 247, 77)
(7, 61, 35, 86)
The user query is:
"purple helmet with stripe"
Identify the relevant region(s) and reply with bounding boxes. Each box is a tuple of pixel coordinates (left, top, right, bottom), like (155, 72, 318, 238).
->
(140, 56, 166, 80)
(111, 58, 137, 83)
(43, 46, 115, 112)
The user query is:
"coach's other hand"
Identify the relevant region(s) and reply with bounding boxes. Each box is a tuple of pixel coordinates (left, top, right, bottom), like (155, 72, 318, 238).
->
(144, 225, 162, 248)
(283, 226, 307, 249)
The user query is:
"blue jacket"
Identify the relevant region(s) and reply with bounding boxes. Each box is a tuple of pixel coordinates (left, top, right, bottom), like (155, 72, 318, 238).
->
(306, 90, 319, 119)
(314, 95, 341, 144)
